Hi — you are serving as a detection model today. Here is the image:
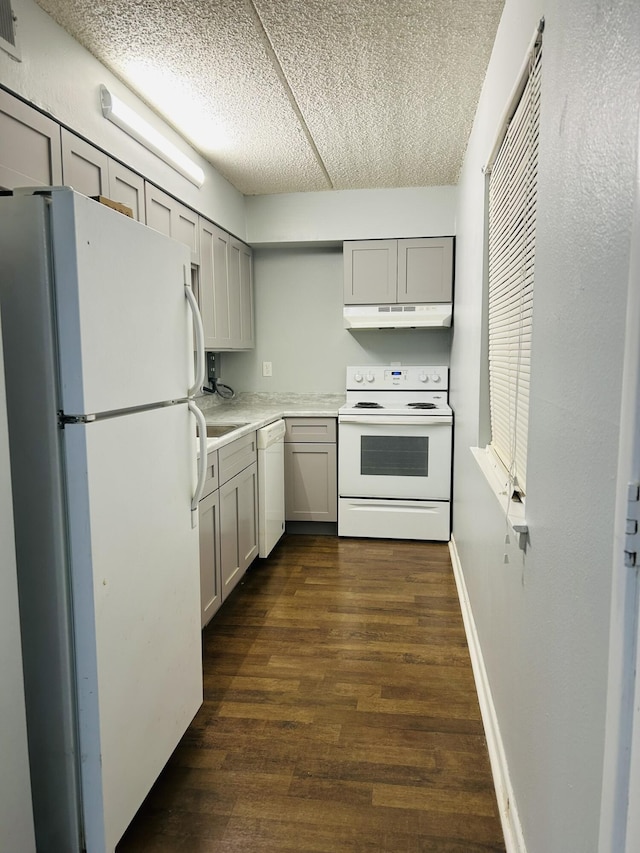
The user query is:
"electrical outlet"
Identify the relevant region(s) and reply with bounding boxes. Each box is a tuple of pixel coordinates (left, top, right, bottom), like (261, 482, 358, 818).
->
(262, 361, 272, 377)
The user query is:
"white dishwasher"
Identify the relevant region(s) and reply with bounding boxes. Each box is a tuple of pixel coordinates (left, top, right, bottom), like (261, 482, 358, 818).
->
(257, 419, 286, 557)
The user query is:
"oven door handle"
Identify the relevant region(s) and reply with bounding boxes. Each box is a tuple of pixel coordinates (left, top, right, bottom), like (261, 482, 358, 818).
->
(339, 415, 453, 426)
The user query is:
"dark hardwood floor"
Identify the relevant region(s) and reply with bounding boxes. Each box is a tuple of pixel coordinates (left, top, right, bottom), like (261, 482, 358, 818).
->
(117, 535, 505, 852)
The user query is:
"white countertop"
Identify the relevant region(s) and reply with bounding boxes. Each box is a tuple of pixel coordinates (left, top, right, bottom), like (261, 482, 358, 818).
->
(194, 392, 345, 453)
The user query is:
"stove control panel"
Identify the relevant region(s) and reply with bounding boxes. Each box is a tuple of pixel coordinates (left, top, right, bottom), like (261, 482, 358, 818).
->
(346, 365, 448, 391)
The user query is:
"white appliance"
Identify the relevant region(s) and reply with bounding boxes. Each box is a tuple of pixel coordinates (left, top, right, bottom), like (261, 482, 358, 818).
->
(343, 303, 452, 329)
(338, 365, 453, 541)
(0, 311, 36, 852)
(257, 419, 286, 557)
(0, 187, 209, 853)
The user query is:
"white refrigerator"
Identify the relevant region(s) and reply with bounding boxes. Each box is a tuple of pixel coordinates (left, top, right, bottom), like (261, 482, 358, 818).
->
(0, 187, 208, 853)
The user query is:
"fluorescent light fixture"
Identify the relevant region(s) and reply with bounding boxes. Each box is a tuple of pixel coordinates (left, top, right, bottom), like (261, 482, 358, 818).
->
(100, 85, 205, 187)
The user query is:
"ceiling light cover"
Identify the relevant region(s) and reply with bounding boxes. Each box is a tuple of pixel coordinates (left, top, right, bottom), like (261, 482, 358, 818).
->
(100, 85, 204, 187)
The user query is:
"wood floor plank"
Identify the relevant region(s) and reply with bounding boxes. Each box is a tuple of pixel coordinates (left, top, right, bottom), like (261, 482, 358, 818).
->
(116, 535, 505, 852)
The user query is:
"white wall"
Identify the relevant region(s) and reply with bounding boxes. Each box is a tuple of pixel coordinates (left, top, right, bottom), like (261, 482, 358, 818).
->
(451, 1, 640, 851)
(219, 247, 451, 393)
(2, 0, 245, 237)
(246, 185, 456, 245)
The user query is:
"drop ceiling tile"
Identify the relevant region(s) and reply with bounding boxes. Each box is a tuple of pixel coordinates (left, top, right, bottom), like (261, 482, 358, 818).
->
(252, 0, 505, 189)
(37, 0, 332, 193)
(35, 0, 505, 195)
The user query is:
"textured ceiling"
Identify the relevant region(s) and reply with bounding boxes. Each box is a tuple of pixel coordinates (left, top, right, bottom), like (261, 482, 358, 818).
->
(36, 0, 505, 196)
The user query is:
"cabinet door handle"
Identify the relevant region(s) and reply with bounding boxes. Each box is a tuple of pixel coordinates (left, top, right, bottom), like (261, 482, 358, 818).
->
(185, 276, 205, 397)
(189, 400, 208, 526)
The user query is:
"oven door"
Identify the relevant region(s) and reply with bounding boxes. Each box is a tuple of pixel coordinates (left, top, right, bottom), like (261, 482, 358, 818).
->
(338, 415, 452, 500)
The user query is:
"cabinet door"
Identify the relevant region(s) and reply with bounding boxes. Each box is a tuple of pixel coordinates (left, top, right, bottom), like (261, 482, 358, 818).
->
(285, 443, 337, 522)
(219, 462, 258, 599)
(0, 89, 62, 189)
(61, 128, 109, 197)
(344, 240, 397, 304)
(397, 237, 454, 303)
(199, 488, 221, 628)
(230, 238, 254, 349)
(226, 237, 243, 349)
(144, 184, 199, 264)
(199, 218, 237, 350)
(108, 160, 145, 222)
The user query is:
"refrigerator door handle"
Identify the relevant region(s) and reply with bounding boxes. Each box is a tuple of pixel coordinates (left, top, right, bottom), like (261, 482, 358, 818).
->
(184, 277, 205, 398)
(188, 400, 208, 528)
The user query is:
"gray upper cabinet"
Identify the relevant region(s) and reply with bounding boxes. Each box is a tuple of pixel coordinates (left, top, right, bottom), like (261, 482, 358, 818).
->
(144, 184, 200, 264)
(61, 129, 146, 223)
(199, 218, 254, 351)
(230, 238, 254, 349)
(61, 128, 109, 197)
(344, 237, 453, 305)
(344, 239, 397, 304)
(397, 238, 453, 303)
(200, 217, 235, 350)
(107, 161, 145, 222)
(0, 89, 62, 189)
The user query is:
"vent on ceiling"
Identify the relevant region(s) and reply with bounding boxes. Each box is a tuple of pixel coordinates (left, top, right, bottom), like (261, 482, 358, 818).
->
(0, 0, 20, 61)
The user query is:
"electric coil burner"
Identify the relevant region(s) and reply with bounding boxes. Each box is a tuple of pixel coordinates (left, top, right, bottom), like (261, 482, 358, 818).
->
(338, 365, 453, 541)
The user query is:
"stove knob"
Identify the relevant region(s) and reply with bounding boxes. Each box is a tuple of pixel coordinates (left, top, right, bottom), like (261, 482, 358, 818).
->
(419, 373, 428, 383)
(365, 373, 375, 383)
(431, 374, 441, 383)
(353, 372, 363, 383)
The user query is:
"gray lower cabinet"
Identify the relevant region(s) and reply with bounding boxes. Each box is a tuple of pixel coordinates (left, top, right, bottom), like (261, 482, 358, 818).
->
(219, 461, 258, 598)
(0, 88, 62, 189)
(199, 432, 258, 626)
(284, 418, 337, 522)
(199, 487, 221, 627)
(198, 449, 221, 628)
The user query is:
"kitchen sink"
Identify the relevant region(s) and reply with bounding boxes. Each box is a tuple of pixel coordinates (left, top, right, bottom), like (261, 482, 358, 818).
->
(197, 423, 248, 438)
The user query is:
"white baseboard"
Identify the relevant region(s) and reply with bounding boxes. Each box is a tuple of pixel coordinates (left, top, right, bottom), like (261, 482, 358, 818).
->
(448, 535, 527, 853)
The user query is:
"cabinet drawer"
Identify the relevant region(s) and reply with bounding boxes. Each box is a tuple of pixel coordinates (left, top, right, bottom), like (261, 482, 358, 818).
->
(218, 432, 257, 485)
(284, 418, 336, 443)
(202, 450, 219, 498)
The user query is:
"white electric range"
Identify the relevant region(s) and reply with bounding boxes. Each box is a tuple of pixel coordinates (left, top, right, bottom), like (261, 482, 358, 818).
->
(338, 365, 453, 541)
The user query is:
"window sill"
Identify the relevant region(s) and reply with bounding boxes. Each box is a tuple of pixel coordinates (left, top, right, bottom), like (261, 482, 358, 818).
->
(470, 446, 528, 546)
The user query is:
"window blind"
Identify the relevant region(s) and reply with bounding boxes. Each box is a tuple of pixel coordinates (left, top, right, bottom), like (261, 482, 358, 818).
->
(487, 41, 542, 495)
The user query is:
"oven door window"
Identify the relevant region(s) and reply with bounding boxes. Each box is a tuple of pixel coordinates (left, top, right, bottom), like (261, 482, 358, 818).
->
(361, 435, 429, 477)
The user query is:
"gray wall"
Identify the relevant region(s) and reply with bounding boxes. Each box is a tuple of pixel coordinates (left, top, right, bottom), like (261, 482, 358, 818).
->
(219, 247, 452, 393)
(450, 0, 640, 850)
(245, 185, 457, 244)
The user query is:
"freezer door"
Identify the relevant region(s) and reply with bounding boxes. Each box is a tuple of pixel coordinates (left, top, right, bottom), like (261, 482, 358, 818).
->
(49, 188, 194, 415)
(62, 403, 202, 852)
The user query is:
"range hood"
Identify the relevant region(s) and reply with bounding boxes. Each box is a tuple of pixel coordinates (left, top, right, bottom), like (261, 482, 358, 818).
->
(344, 303, 452, 330)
